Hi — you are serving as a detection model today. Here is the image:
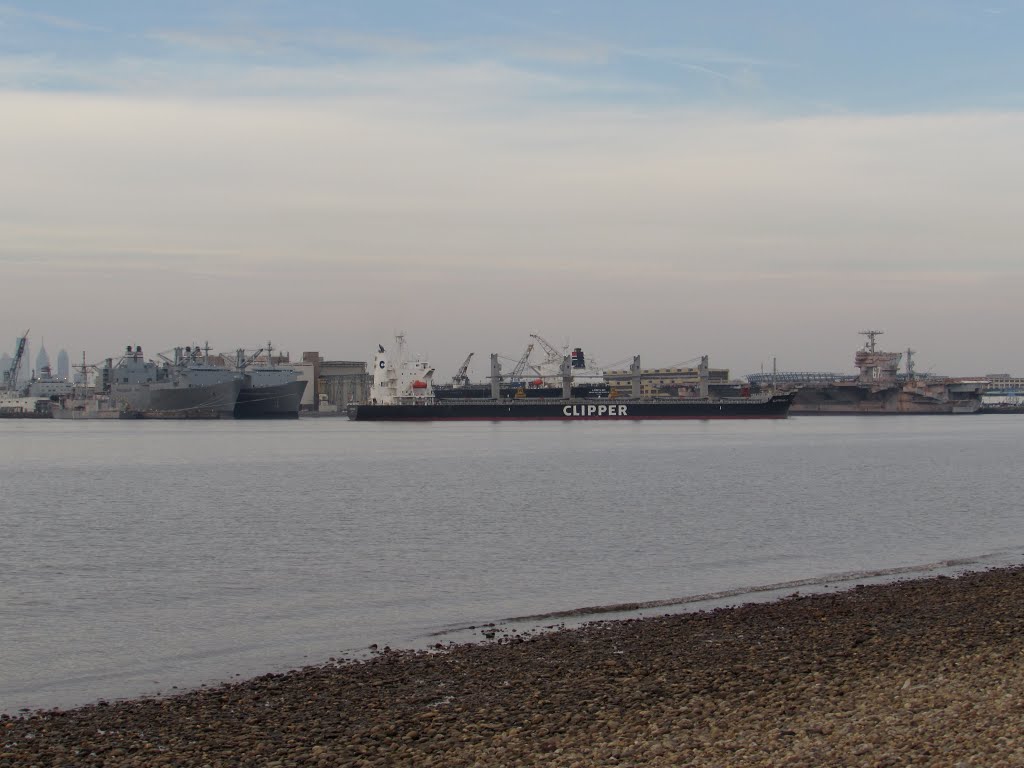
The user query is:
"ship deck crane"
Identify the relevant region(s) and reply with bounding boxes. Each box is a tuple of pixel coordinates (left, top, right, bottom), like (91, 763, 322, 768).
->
(530, 333, 564, 367)
(508, 343, 534, 382)
(452, 352, 474, 387)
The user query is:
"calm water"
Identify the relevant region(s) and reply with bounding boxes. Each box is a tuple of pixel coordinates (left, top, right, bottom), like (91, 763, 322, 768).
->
(2, 415, 1024, 712)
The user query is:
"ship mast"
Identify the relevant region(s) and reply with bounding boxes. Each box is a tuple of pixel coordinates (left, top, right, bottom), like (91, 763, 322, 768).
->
(859, 329, 883, 352)
(75, 351, 88, 387)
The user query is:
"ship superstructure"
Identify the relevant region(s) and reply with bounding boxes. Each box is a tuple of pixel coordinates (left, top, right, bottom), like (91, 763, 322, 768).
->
(368, 334, 436, 406)
(25, 364, 74, 399)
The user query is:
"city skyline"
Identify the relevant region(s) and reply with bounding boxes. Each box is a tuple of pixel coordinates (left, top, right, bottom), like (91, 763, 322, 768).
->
(3, 2, 1024, 378)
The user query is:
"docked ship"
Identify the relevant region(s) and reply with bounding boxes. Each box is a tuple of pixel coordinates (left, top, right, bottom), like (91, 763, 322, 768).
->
(748, 331, 985, 415)
(347, 336, 794, 421)
(978, 388, 1024, 414)
(24, 364, 75, 400)
(52, 391, 139, 420)
(232, 345, 307, 418)
(59, 345, 244, 419)
(0, 391, 53, 418)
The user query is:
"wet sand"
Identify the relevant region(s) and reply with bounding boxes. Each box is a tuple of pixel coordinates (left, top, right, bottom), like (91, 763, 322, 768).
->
(3, 566, 1024, 767)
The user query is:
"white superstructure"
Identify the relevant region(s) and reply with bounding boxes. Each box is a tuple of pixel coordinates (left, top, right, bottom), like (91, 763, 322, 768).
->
(370, 334, 435, 405)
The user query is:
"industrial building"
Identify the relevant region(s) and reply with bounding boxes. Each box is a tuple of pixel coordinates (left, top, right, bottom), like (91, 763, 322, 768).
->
(293, 352, 370, 413)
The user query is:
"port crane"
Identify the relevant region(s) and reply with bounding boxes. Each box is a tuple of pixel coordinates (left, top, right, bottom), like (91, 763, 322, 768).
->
(451, 352, 474, 387)
(3, 330, 29, 391)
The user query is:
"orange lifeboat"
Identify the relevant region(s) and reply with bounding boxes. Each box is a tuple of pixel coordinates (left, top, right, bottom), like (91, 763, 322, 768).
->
(412, 380, 428, 389)
(531, 378, 544, 387)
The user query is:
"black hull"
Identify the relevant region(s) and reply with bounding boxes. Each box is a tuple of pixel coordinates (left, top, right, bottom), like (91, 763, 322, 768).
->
(234, 380, 307, 419)
(348, 394, 793, 421)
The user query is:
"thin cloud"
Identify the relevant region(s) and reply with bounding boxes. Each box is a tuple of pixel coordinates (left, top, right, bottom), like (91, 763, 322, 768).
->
(618, 44, 772, 85)
(148, 28, 443, 58)
(147, 30, 280, 56)
(0, 3, 100, 31)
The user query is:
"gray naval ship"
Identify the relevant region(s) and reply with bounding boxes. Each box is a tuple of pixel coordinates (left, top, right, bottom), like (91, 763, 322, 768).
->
(108, 345, 243, 418)
(232, 344, 307, 418)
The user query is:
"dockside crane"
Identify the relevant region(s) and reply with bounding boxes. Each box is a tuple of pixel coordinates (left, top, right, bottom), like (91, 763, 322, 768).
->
(452, 352, 474, 387)
(3, 329, 29, 392)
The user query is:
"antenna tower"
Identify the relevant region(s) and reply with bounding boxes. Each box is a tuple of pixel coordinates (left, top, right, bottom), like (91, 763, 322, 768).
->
(859, 330, 883, 352)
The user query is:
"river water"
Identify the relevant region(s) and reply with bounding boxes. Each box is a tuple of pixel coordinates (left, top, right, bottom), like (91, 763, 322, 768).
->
(2, 415, 1023, 713)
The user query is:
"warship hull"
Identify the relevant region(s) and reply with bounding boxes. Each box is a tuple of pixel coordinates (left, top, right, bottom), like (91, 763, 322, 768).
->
(52, 396, 140, 420)
(790, 383, 981, 414)
(110, 378, 242, 419)
(234, 379, 307, 419)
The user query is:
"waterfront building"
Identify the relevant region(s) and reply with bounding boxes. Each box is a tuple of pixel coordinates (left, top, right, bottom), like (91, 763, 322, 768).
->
(293, 352, 369, 412)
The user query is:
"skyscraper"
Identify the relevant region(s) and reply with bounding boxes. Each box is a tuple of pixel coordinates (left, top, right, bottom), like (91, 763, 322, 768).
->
(36, 342, 50, 375)
(56, 349, 70, 380)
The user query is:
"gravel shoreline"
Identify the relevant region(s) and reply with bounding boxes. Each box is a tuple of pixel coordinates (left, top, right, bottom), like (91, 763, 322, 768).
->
(4, 566, 1024, 767)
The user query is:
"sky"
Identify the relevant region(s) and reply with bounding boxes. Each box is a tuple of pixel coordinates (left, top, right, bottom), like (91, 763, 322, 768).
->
(3, 1, 1024, 380)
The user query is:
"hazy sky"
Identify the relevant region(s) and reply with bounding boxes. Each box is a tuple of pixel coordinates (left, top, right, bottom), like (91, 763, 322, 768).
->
(3, 1, 1024, 379)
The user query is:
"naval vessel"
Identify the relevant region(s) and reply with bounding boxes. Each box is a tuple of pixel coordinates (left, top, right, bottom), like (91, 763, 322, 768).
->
(232, 345, 307, 418)
(747, 331, 985, 415)
(58, 345, 244, 419)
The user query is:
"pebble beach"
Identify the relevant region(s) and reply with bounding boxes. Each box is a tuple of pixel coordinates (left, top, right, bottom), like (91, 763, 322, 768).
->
(3, 566, 1024, 767)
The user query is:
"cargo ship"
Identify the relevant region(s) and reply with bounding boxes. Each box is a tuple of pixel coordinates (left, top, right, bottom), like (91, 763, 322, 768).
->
(347, 336, 794, 421)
